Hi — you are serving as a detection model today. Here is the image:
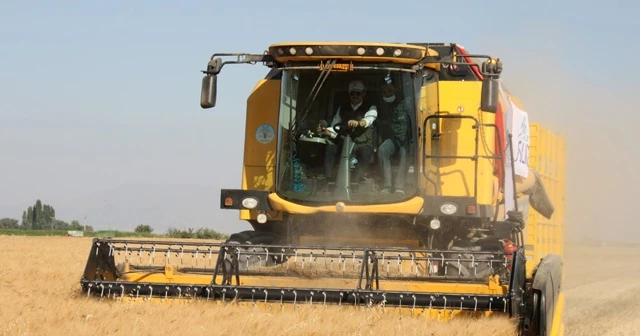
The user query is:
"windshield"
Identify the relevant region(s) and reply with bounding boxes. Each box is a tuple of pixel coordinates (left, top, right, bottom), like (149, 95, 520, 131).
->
(275, 64, 419, 205)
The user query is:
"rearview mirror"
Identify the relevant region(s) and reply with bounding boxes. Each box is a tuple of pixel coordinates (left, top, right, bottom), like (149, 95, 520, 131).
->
(480, 77, 499, 112)
(200, 74, 217, 109)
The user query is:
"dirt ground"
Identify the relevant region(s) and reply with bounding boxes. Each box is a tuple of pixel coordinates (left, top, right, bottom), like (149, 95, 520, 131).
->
(0, 236, 638, 335)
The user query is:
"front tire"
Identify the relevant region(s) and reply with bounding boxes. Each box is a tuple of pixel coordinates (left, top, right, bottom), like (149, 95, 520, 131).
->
(223, 230, 284, 271)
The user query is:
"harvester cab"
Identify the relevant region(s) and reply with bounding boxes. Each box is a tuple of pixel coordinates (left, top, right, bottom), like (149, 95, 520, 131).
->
(81, 42, 565, 336)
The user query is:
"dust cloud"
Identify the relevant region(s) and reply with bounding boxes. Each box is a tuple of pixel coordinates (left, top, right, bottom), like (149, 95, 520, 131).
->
(474, 25, 640, 245)
(293, 212, 416, 249)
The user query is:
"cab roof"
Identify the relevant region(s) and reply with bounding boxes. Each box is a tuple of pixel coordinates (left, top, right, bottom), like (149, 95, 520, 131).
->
(267, 41, 439, 66)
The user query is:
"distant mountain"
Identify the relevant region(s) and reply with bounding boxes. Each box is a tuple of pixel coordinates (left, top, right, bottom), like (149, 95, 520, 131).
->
(0, 184, 252, 234)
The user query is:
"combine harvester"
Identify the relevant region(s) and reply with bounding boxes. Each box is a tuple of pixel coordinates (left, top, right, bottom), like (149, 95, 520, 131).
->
(81, 41, 566, 335)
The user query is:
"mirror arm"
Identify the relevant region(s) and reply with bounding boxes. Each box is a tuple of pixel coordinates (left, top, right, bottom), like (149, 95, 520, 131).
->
(415, 54, 503, 80)
(201, 53, 276, 75)
(199, 52, 276, 109)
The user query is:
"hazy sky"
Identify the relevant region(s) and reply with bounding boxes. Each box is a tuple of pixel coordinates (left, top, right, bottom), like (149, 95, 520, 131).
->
(1, 1, 639, 242)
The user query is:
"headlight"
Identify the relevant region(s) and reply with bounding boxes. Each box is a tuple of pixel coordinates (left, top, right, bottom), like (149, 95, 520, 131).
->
(241, 197, 258, 209)
(429, 218, 441, 230)
(440, 203, 458, 215)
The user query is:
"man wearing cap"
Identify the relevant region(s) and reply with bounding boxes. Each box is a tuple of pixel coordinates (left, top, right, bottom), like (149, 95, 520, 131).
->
(321, 79, 378, 183)
(376, 80, 412, 194)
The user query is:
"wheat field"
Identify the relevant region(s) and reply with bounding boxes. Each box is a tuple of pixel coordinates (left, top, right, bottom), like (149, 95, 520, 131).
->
(562, 242, 640, 335)
(0, 236, 638, 335)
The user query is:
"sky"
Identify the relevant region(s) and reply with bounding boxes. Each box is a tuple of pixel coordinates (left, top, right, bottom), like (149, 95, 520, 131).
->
(1, 0, 639, 242)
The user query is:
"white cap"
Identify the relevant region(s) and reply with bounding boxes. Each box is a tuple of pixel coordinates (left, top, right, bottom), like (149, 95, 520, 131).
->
(348, 80, 366, 92)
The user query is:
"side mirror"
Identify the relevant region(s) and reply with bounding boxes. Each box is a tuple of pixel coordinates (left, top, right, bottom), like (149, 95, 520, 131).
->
(200, 74, 217, 109)
(480, 77, 499, 112)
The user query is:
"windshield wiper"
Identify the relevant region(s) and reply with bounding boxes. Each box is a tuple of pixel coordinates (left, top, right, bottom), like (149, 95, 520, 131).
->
(290, 59, 337, 138)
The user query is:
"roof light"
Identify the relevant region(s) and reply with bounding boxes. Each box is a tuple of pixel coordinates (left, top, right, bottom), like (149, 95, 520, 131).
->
(305, 47, 313, 55)
(376, 47, 384, 56)
(357, 47, 366, 55)
(393, 48, 402, 57)
(277, 48, 284, 55)
(289, 47, 297, 55)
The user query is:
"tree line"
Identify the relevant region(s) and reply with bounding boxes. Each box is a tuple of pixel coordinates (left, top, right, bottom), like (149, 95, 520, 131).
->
(0, 199, 228, 240)
(0, 200, 93, 231)
(133, 224, 228, 239)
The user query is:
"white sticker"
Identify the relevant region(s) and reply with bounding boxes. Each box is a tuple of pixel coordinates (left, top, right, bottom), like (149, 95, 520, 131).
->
(255, 124, 275, 144)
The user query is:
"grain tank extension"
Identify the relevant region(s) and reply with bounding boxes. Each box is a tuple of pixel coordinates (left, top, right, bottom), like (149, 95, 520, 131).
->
(80, 42, 566, 336)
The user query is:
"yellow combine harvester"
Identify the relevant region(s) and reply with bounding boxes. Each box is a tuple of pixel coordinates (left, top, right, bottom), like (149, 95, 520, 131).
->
(81, 42, 566, 335)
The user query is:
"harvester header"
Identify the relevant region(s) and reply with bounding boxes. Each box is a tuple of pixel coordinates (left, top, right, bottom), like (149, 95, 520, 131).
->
(82, 41, 565, 336)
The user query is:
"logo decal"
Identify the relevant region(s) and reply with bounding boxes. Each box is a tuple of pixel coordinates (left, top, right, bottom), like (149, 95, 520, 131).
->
(255, 124, 275, 144)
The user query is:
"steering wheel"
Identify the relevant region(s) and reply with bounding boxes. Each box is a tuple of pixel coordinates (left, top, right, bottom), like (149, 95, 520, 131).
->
(333, 120, 366, 138)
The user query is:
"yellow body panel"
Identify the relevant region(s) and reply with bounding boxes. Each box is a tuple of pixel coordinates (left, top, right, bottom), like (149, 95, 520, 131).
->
(120, 272, 508, 297)
(524, 123, 566, 274)
(422, 81, 496, 206)
(267, 193, 425, 214)
(239, 78, 282, 221)
(418, 82, 439, 191)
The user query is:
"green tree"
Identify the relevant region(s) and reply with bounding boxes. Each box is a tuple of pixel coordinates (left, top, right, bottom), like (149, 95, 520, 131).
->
(42, 204, 55, 228)
(21, 211, 28, 229)
(53, 219, 71, 230)
(33, 200, 43, 229)
(70, 220, 82, 230)
(168, 227, 195, 238)
(196, 227, 227, 240)
(134, 224, 154, 233)
(24, 206, 34, 229)
(21, 200, 57, 230)
(0, 218, 20, 229)
(167, 227, 228, 240)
